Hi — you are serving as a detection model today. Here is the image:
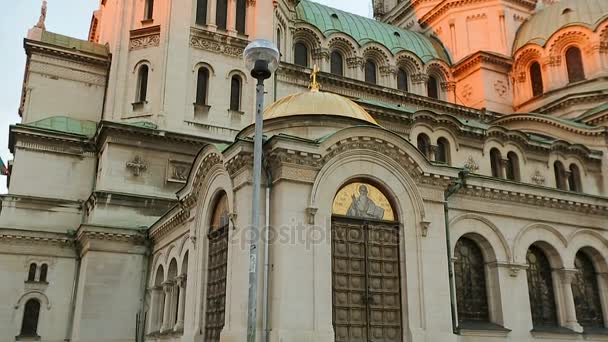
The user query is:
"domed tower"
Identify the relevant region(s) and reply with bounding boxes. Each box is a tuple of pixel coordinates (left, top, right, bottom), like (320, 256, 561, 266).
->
(512, 0, 608, 119)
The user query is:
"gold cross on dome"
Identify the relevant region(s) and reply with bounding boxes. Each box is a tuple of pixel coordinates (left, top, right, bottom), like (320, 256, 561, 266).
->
(309, 64, 320, 92)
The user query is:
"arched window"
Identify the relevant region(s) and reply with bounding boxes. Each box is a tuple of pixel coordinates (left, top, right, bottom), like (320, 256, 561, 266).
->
(144, 0, 154, 20)
(505, 152, 520, 181)
(566, 47, 585, 83)
(568, 164, 582, 192)
(27, 263, 37, 282)
(397, 68, 408, 91)
(436, 137, 450, 164)
(196, 0, 208, 25)
(294, 42, 308, 67)
(530, 62, 543, 97)
(330, 51, 343, 76)
(427, 76, 439, 99)
(216, 0, 228, 30)
(554, 161, 567, 190)
(235, 0, 246, 35)
(454, 237, 489, 323)
(19, 299, 41, 337)
(416, 133, 431, 159)
(230, 76, 241, 111)
(151, 265, 164, 332)
(39, 264, 48, 283)
(490, 148, 503, 178)
(572, 251, 604, 328)
(365, 60, 377, 84)
(136, 64, 149, 103)
(276, 28, 282, 60)
(195, 67, 209, 105)
(526, 246, 558, 328)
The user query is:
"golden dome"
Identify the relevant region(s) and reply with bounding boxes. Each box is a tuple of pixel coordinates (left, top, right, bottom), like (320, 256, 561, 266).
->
(263, 91, 378, 125)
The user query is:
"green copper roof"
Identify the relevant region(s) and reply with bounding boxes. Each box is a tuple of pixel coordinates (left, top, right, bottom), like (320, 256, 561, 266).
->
(513, 0, 608, 51)
(26, 116, 98, 137)
(296, 0, 450, 63)
(40, 31, 109, 57)
(576, 102, 608, 122)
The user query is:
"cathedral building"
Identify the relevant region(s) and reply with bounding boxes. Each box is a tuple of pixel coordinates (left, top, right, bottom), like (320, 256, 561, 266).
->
(1, 0, 608, 341)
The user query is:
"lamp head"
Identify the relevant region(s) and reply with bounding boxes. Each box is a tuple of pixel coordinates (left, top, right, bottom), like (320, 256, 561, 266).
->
(244, 39, 280, 80)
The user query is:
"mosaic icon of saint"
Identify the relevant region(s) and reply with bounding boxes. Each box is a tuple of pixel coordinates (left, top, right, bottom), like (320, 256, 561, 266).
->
(347, 185, 385, 220)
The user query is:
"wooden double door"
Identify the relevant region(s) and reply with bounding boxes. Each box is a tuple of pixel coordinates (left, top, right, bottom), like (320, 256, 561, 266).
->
(332, 217, 403, 342)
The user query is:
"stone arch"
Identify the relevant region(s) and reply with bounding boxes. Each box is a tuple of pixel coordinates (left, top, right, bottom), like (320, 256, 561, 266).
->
(327, 34, 358, 58)
(547, 26, 593, 57)
(153, 264, 165, 285)
(450, 214, 511, 262)
(226, 69, 248, 84)
(164, 244, 179, 265)
(192, 61, 215, 75)
(132, 59, 153, 73)
(361, 44, 391, 66)
(293, 25, 322, 50)
(513, 223, 567, 267)
(167, 258, 179, 280)
(566, 230, 608, 272)
(395, 51, 424, 74)
(16, 291, 51, 310)
(424, 60, 452, 82)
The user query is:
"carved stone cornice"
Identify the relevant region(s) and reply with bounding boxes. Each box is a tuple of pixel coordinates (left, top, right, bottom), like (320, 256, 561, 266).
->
(76, 225, 148, 255)
(452, 51, 513, 78)
(189, 27, 248, 58)
(24, 38, 110, 67)
(419, 0, 536, 26)
(225, 152, 253, 178)
(459, 184, 608, 215)
(0, 229, 74, 248)
(267, 148, 322, 184)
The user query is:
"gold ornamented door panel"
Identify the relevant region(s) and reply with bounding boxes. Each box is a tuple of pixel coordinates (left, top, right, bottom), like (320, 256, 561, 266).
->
(332, 217, 402, 342)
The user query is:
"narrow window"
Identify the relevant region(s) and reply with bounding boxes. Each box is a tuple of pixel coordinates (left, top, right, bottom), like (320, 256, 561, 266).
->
(196, 68, 209, 105)
(397, 68, 408, 91)
(530, 62, 543, 97)
(136, 65, 149, 103)
(566, 47, 585, 83)
(196, 0, 208, 25)
(230, 76, 241, 111)
(144, 0, 154, 20)
(276, 28, 282, 60)
(365, 60, 377, 84)
(416, 134, 431, 159)
(294, 43, 308, 67)
(568, 164, 582, 192)
(436, 137, 450, 164)
(39, 264, 48, 283)
(526, 246, 558, 328)
(19, 299, 41, 337)
(490, 148, 503, 178)
(427, 76, 439, 99)
(216, 0, 228, 30)
(235, 0, 246, 35)
(330, 51, 344, 76)
(554, 161, 567, 190)
(505, 152, 520, 181)
(572, 251, 604, 328)
(454, 237, 489, 323)
(27, 263, 37, 282)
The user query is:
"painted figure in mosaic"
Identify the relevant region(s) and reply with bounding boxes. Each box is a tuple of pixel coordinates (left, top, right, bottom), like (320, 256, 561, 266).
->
(347, 184, 384, 220)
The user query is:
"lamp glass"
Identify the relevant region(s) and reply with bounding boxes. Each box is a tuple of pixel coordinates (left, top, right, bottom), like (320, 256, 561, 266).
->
(244, 39, 280, 73)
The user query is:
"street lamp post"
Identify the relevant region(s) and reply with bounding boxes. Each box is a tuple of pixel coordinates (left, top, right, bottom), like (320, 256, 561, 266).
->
(243, 39, 279, 342)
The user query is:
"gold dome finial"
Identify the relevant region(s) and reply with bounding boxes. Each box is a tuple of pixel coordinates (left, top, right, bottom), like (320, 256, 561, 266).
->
(309, 65, 320, 92)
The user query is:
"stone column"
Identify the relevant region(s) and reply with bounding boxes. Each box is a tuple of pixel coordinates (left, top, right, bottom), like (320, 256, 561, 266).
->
(148, 286, 162, 333)
(561, 270, 583, 332)
(500, 159, 510, 179)
(174, 275, 187, 331)
(160, 281, 174, 333)
(564, 171, 573, 190)
(245, 0, 256, 37)
(430, 145, 438, 162)
(227, 0, 237, 36)
(597, 273, 608, 328)
(208, 0, 217, 29)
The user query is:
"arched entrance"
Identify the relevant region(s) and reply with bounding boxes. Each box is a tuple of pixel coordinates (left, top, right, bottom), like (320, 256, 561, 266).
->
(203, 192, 230, 342)
(331, 182, 402, 342)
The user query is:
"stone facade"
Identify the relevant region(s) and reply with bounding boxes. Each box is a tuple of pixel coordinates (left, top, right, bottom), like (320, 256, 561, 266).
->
(1, 0, 608, 342)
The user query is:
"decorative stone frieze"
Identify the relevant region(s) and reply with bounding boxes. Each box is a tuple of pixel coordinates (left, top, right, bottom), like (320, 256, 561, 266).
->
(346, 56, 364, 69)
(167, 160, 190, 184)
(441, 81, 456, 92)
(411, 73, 429, 84)
(493, 80, 508, 97)
(189, 28, 248, 58)
(463, 156, 479, 173)
(312, 47, 330, 61)
(531, 170, 545, 185)
(129, 25, 161, 51)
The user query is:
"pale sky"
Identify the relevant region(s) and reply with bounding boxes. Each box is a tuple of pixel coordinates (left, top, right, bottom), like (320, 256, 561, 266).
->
(0, 0, 371, 193)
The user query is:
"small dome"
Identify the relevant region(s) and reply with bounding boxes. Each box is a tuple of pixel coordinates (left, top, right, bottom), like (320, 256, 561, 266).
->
(513, 0, 608, 52)
(263, 91, 379, 125)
